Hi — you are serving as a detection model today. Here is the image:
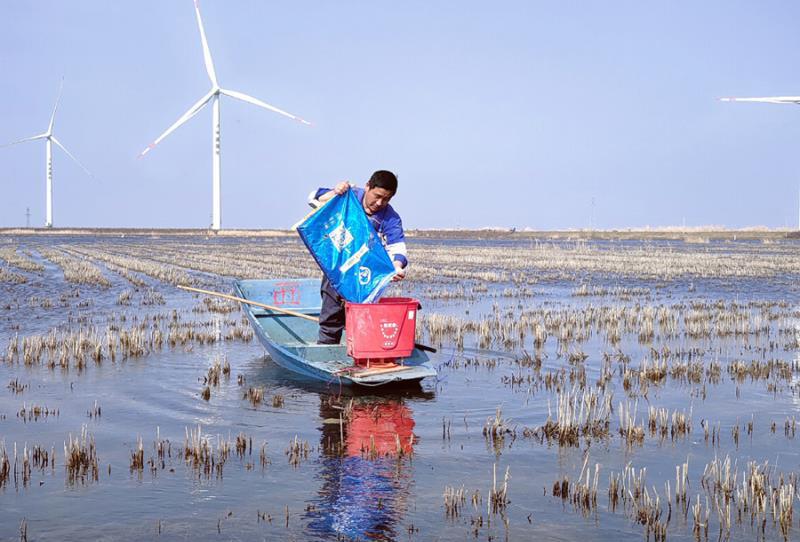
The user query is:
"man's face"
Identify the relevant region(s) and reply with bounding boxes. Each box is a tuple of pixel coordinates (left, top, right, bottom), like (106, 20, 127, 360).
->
(362, 185, 394, 215)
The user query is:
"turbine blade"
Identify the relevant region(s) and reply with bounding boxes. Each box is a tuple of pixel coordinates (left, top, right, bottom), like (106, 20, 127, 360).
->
(720, 96, 800, 105)
(139, 91, 214, 157)
(51, 136, 93, 178)
(0, 134, 47, 148)
(49, 77, 65, 134)
(193, 0, 218, 86)
(221, 89, 311, 125)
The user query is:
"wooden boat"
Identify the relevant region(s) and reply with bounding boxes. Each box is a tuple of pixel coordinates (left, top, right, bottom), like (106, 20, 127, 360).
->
(234, 278, 437, 387)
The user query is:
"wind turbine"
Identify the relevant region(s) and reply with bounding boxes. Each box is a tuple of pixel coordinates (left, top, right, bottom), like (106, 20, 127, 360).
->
(1, 80, 92, 228)
(140, 0, 310, 231)
(721, 94, 800, 230)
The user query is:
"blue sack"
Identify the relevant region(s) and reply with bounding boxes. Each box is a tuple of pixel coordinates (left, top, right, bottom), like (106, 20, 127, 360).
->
(296, 190, 396, 303)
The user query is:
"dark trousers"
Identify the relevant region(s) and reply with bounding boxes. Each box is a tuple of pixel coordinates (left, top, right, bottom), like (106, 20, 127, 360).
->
(319, 276, 345, 344)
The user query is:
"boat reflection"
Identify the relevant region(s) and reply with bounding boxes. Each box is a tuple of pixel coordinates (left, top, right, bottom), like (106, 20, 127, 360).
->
(305, 396, 420, 541)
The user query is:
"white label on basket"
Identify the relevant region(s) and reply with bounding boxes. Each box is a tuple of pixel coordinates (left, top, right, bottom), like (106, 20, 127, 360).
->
(339, 243, 368, 273)
(381, 322, 399, 339)
(380, 322, 400, 348)
(408, 310, 415, 320)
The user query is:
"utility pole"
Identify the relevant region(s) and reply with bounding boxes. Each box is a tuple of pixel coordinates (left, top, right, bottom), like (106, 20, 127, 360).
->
(25, 207, 30, 228)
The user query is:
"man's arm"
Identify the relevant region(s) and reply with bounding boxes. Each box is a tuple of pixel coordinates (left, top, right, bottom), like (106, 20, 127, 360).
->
(308, 181, 352, 208)
(382, 212, 408, 281)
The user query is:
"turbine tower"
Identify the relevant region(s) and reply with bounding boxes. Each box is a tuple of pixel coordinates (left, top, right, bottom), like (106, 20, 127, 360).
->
(1, 80, 92, 228)
(721, 95, 800, 230)
(140, 0, 310, 231)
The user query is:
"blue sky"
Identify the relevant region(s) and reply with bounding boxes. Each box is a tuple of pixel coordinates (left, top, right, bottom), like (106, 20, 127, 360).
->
(1, 1, 800, 230)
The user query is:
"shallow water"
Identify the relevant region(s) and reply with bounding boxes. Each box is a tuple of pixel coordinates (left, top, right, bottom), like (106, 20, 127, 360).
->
(1, 235, 799, 541)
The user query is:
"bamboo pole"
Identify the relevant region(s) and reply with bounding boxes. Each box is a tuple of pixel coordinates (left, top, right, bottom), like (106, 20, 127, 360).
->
(290, 197, 329, 230)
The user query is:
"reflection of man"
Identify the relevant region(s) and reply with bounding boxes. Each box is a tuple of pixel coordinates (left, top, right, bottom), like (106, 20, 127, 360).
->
(308, 170, 408, 345)
(307, 398, 415, 540)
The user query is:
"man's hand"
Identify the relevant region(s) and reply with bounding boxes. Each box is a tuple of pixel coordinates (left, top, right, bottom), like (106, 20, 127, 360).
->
(333, 181, 351, 195)
(391, 260, 406, 282)
(318, 181, 352, 203)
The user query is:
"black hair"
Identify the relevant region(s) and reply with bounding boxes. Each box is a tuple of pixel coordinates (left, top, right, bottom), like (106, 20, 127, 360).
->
(366, 170, 398, 195)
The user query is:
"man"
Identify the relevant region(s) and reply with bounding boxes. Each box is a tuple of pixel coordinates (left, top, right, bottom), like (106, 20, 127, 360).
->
(308, 170, 408, 345)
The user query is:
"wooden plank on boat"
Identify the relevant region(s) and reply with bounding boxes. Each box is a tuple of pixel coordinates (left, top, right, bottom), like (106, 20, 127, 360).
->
(352, 365, 413, 378)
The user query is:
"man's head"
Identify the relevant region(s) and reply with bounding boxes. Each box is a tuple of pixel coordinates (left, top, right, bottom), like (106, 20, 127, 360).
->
(363, 170, 398, 215)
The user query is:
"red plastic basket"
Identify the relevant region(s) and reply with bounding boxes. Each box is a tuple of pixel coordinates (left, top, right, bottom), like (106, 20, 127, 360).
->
(345, 297, 419, 360)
